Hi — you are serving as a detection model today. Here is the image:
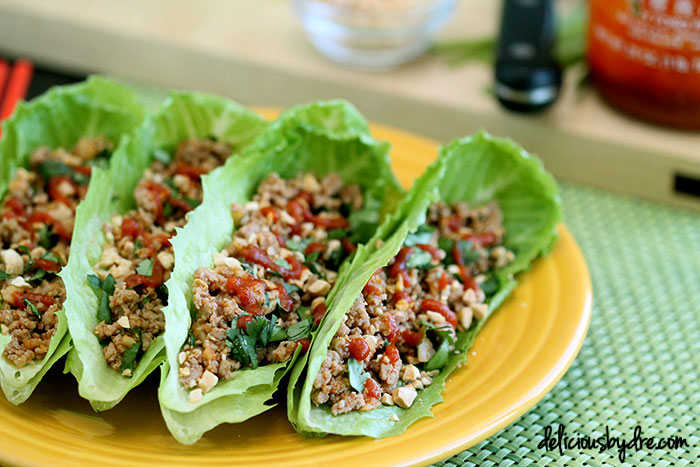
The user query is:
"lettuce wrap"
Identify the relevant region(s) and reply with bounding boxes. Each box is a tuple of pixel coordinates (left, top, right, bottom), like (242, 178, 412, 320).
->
(157, 100, 405, 444)
(0, 76, 146, 404)
(287, 131, 561, 437)
(60, 91, 268, 411)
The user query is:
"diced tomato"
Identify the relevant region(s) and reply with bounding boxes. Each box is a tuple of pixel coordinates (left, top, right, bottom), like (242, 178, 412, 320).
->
(382, 314, 399, 344)
(342, 237, 356, 253)
(420, 298, 457, 328)
(13, 292, 55, 310)
(34, 258, 61, 272)
(348, 337, 370, 361)
(296, 190, 314, 206)
(27, 212, 71, 241)
(121, 218, 142, 238)
(446, 214, 462, 232)
(362, 269, 384, 297)
(226, 274, 268, 315)
(175, 163, 207, 179)
(236, 314, 255, 329)
(304, 242, 325, 256)
(390, 246, 413, 286)
(311, 302, 327, 326)
(401, 329, 424, 347)
(260, 206, 279, 222)
(296, 338, 311, 353)
(3, 198, 25, 219)
(276, 284, 294, 312)
(47, 176, 78, 207)
(461, 231, 498, 247)
(392, 289, 413, 306)
(124, 259, 166, 289)
(416, 243, 440, 261)
(313, 214, 349, 230)
(71, 164, 92, 176)
(272, 228, 286, 248)
(363, 377, 381, 400)
(384, 344, 400, 364)
(451, 242, 480, 292)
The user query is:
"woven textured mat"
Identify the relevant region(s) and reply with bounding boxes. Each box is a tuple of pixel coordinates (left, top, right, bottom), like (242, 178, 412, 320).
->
(437, 182, 700, 466)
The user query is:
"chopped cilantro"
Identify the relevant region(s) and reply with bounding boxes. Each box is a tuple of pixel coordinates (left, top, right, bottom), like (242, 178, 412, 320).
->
(87, 273, 116, 324)
(348, 358, 370, 392)
(480, 275, 499, 296)
(225, 327, 258, 368)
(188, 329, 196, 347)
(297, 306, 312, 321)
(405, 248, 434, 269)
(263, 291, 270, 308)
(287, 319, 311, 341)
(282, 282, 300, 295)
(136, 258, 154, 276)
(327, 247, 344, 270)
(162, 202, 174, 219)
(119, 329, 142, 376)
(184, 197, 199, 209)
(304, 251, 324, 277)
(24, 299, 41, 319)
(425, 338, 450, 370)
(0, 270, 11, 281)
(37, 160, 73, 180)
(239, 260, 256, 276)
(152, 148, 171, 164)
(41, 251, 60, 263)
(457, 240, 480, 264)
(140, 296, 151, 308)
(18, 245, 31, 256)
(267, 269, 283, 278)
(404, 225, 434, 247)
(134, 238, 145, 251)
(285, 238, 312, 252)
(246, 316, 287, 347)
(274, 257, 291, 270)
(38, 225, 57, 249)
(27, 268, 46, 282)
(327, 229, 348, 240)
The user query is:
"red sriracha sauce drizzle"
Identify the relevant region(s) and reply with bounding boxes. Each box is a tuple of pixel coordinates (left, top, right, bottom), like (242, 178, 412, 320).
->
(363, 377, 381, 400)
(451, 242, 479, 292)
(420, 298, 457, 328)
(390, 246, 413, 286)
(237, 245, 304, 280)
(226, 275, 268, 315)
(285, 190, 349, 234)
(349, 337, 370, 361)
(11, 291, 55, 310)
(124, 259, 166, 289)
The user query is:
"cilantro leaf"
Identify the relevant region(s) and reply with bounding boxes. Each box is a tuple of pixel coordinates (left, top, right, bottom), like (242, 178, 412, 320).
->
(404, 224, 434, 247)
(87, 273, 116, 324)
(297, 306, 312, 321)
(119, 329, 142, 376)
(287, 319, 311, 341)
(246, 316, 287, 347)
(348, 358, 370, 392)
(405, 248, 434, 269)
(304, 251, 324, 277)
(480, 275, 499, 296)
(152, 148, 171, 164)
(425, 337, 451, 371)
(0, 270, 11, 281)
(239, 260, 256, 276)
(226, 327, 258, 368)
(162, 202, 174, 219)
(285, 238, 312, 252)
(24, 299, 41, 319)
(456, 240, 480, 264)
(136, 258, 154, 276)
(327, 247, 344, 270)
(134, 238, 145, 251)
(41, 251, 60, 263)
(37, 160, 73, 180)
(282, 281, 300, 295)
(274, 257, 291, 270)
(38, 225, 57, 249)
(327, 228, 348, 240)
(28, 268, 46, 282)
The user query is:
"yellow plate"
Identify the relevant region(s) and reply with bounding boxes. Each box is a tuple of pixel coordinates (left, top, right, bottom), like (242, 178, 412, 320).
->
(0, 114, 592, 467)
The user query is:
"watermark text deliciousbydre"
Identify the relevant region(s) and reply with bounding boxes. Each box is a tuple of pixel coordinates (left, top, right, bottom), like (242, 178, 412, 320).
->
(537, 424, 689, 462)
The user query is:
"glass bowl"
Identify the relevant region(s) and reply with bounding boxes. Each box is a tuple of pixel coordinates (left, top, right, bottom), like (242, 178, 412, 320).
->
(292, 0, 457, 70)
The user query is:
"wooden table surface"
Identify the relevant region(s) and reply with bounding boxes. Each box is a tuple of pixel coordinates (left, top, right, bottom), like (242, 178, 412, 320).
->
(1, 0, 699, 208)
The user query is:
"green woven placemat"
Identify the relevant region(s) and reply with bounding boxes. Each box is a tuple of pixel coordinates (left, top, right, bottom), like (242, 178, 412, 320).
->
(437, 182, 700, 466)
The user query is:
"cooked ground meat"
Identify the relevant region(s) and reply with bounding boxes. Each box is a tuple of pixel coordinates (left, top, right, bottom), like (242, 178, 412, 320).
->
(0, 137, 111, 367)
(179, 172, 363, 398)
(312, 200, 515, 415)
(92, 139, 232, 376)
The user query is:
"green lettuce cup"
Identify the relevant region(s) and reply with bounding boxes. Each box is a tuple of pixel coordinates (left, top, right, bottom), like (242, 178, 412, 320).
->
(60, 91, 268, 411)
(0, 76, 146, 404)
(288, 131, 561, 437)
(157, 100, 404, 444)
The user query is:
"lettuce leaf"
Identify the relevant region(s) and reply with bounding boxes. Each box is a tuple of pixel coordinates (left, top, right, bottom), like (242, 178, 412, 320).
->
(158, 100, 404, 444)
(61, 92, 268, 411)
(0, 76, 145, 404)
(288, 130, 560, 437)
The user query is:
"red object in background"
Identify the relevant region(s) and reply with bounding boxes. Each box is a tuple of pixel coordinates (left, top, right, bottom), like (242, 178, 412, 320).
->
(588, 0, 700, 129)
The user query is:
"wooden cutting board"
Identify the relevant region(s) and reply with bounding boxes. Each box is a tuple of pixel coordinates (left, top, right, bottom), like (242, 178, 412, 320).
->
(0, 0, 699, 209)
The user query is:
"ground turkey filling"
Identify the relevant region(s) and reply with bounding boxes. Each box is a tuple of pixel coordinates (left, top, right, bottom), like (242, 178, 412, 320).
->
(0, 137, 112, 367)
(92, 139, 232, 377)
(178, 172, 362, 402)
(312, 200, 515, 415)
